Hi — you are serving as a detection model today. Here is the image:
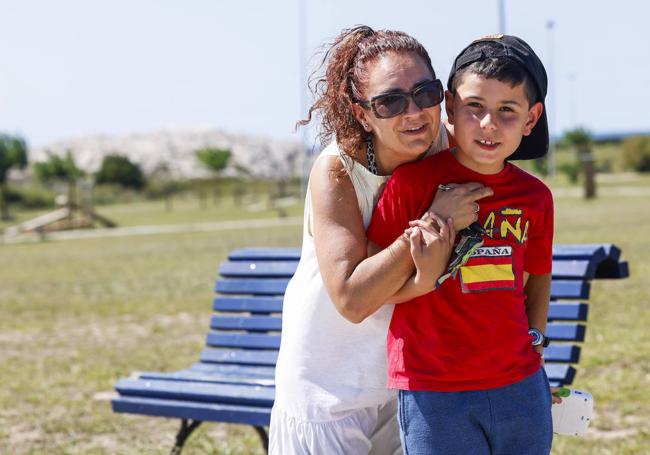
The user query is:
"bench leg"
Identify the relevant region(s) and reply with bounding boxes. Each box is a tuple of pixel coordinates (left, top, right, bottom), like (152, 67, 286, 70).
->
(170, 419, 202, 455)
(253, 426, 269, 453)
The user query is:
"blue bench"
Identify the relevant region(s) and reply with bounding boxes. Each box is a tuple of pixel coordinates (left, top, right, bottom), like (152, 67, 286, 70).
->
(112, 243, 628, 454)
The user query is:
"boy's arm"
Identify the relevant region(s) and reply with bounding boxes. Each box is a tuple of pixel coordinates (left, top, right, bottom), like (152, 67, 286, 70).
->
(526, 271, 563, 403)
(523, 184, 554, 354)
(524, 272, 552, 354)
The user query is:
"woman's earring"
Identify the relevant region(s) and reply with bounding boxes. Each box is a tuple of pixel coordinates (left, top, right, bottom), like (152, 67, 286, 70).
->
(364, 122, 371, 131)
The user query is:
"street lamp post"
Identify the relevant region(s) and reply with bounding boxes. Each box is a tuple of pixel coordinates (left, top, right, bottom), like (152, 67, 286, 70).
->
(498, 0, 506, 34)
(298, 0, 309, 197)
(546, 20, 556, 177)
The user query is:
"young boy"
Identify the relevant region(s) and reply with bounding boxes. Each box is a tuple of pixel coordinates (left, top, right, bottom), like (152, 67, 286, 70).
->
(367, 35, 554, 454)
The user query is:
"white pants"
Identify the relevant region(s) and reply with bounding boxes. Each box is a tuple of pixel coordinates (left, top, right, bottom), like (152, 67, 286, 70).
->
(269, 399, 402, 455)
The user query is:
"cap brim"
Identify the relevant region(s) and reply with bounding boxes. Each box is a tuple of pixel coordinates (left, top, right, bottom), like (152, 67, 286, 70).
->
(508, 107, 548, 160)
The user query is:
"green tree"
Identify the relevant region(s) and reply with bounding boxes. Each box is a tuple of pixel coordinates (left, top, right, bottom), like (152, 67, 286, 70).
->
(195, 147, 231, 174)
(562, 128, 592, 151)
(0, 134, 28, 220)
(96, 154, 146, 189)
(33, 151, 84, 206)
(195, 147, 231, 208)
(562, 128, 596, 199)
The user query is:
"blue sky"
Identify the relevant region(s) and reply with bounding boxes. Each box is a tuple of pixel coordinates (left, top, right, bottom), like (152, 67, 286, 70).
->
(1, 0, 648, 147)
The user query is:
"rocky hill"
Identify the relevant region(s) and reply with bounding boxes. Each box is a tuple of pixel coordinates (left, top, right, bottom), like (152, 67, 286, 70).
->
(28, 127, 310, 180)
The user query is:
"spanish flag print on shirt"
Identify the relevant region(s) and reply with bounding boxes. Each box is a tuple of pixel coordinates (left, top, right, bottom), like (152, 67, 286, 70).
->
(459, 245, 515, 293)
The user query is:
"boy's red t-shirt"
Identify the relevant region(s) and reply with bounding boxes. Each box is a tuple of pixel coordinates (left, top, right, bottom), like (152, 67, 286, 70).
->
(367, 149, 554, 392)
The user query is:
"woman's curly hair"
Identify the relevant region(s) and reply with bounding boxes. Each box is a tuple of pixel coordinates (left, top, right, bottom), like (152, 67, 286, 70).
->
(299, 25, 435, 161)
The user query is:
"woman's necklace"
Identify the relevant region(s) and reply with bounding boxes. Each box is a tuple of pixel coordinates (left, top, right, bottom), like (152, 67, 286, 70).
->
(366, 139, 379, 175)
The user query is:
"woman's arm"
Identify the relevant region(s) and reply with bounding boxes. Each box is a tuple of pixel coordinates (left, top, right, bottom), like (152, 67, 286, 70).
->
(387, 214, 455, 303)
(311, 155, 415, 323)
(311, 155, 492, 323)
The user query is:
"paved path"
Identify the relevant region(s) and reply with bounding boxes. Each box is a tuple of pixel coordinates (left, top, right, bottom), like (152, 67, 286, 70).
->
(551, 186, 650, 198)
(1, 216, 303, 245)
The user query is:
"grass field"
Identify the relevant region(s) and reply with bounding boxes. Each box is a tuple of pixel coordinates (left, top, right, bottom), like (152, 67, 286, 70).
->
(0, 188, 304, 233)
(1, 174, 649, 454)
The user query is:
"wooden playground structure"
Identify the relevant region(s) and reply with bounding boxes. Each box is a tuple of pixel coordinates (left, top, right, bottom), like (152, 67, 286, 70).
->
(4, 185, 116, 239)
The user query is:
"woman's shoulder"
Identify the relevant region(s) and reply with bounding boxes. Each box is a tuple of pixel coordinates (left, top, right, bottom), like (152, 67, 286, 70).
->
(321, 141, 342, 155)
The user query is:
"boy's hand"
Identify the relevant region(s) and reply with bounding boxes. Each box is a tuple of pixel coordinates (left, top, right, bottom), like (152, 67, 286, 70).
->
(408, 212, 455, 292)
(427, 182, 493, 231)
(550, 386, 564, 405)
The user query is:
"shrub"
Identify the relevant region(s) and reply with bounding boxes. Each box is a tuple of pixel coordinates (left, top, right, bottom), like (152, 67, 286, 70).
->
(95, 154, 146, 189)
(143, 179, 183, 200)
(6, 186, 55, 209)
(33, 151, 84, 183)
(622, 136, 650, 172)
(531, 156, 548, 177)
(559, 162, 580, 184)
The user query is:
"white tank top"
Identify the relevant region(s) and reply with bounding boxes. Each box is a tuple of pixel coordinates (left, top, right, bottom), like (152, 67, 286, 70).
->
(274, 130, 449, 422)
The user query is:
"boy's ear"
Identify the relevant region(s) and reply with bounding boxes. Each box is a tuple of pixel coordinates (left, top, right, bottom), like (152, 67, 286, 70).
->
(444, 90, 455, 125)
(523, 102, 544, 136)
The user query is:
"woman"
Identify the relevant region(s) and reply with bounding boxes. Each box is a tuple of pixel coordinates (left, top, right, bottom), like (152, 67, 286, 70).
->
(270, 26, 492, 454)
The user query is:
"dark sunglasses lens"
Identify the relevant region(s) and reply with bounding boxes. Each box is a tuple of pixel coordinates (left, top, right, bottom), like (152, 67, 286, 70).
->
(413, 83, 443, 109)
(374, 94, 408, 118)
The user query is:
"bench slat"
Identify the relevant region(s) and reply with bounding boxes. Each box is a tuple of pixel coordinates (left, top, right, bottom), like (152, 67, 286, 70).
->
(231, 244, 622, 264)
(216, 279, 588, 298)
(112, 395, 271, 426)
(552, 245, 606, 262)
(210, 316, 282, 331)
(229, 248, 301, 261)
(550, 280, 590, 299)
(116, 378, 275, 407)
(219, 261, 298, 278)
(552, 260, 596, 280)
(544, 363, 576, 385)
(213, 297, 283, 313)
(206, 332, 281, 350)
(546, 323, 586, 342)
(543, 345, 581, 363)
(553, 243, 628, 279)
(216, 279, 290, 296)
(139, 367, 274, 386)
(200, 348, 278, 366)
(547, 302, 588, 321)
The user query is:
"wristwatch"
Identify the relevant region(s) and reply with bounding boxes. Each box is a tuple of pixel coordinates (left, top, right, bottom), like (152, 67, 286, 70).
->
(528, 328, 550, 347)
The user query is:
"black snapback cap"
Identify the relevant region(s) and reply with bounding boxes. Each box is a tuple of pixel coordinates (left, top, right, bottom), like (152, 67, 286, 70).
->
(447, 34, 549, 161)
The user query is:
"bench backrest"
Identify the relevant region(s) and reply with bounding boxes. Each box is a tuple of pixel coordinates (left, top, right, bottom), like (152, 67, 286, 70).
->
(202, 245, 628, 387)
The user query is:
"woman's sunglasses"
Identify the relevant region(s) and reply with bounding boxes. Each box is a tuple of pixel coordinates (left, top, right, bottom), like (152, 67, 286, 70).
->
(358, 79, 444, 119)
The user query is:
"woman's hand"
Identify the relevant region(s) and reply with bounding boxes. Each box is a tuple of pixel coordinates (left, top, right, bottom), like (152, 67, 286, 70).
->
(427, 182, 493, 231)
(408, 212, 455, 293)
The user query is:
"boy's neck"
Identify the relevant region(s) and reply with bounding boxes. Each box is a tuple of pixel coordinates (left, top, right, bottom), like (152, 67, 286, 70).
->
(451, 147, 506, 175)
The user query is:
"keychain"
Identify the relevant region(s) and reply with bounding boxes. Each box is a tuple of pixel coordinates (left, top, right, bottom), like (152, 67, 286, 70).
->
(435, 185, 487, 287)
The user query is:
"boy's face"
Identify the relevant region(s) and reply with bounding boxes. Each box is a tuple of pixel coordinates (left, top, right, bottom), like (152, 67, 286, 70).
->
(446, 73, 543, 174)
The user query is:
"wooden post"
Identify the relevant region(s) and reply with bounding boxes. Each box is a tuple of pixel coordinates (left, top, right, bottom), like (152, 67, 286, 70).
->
(580, 149, 596, 199)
